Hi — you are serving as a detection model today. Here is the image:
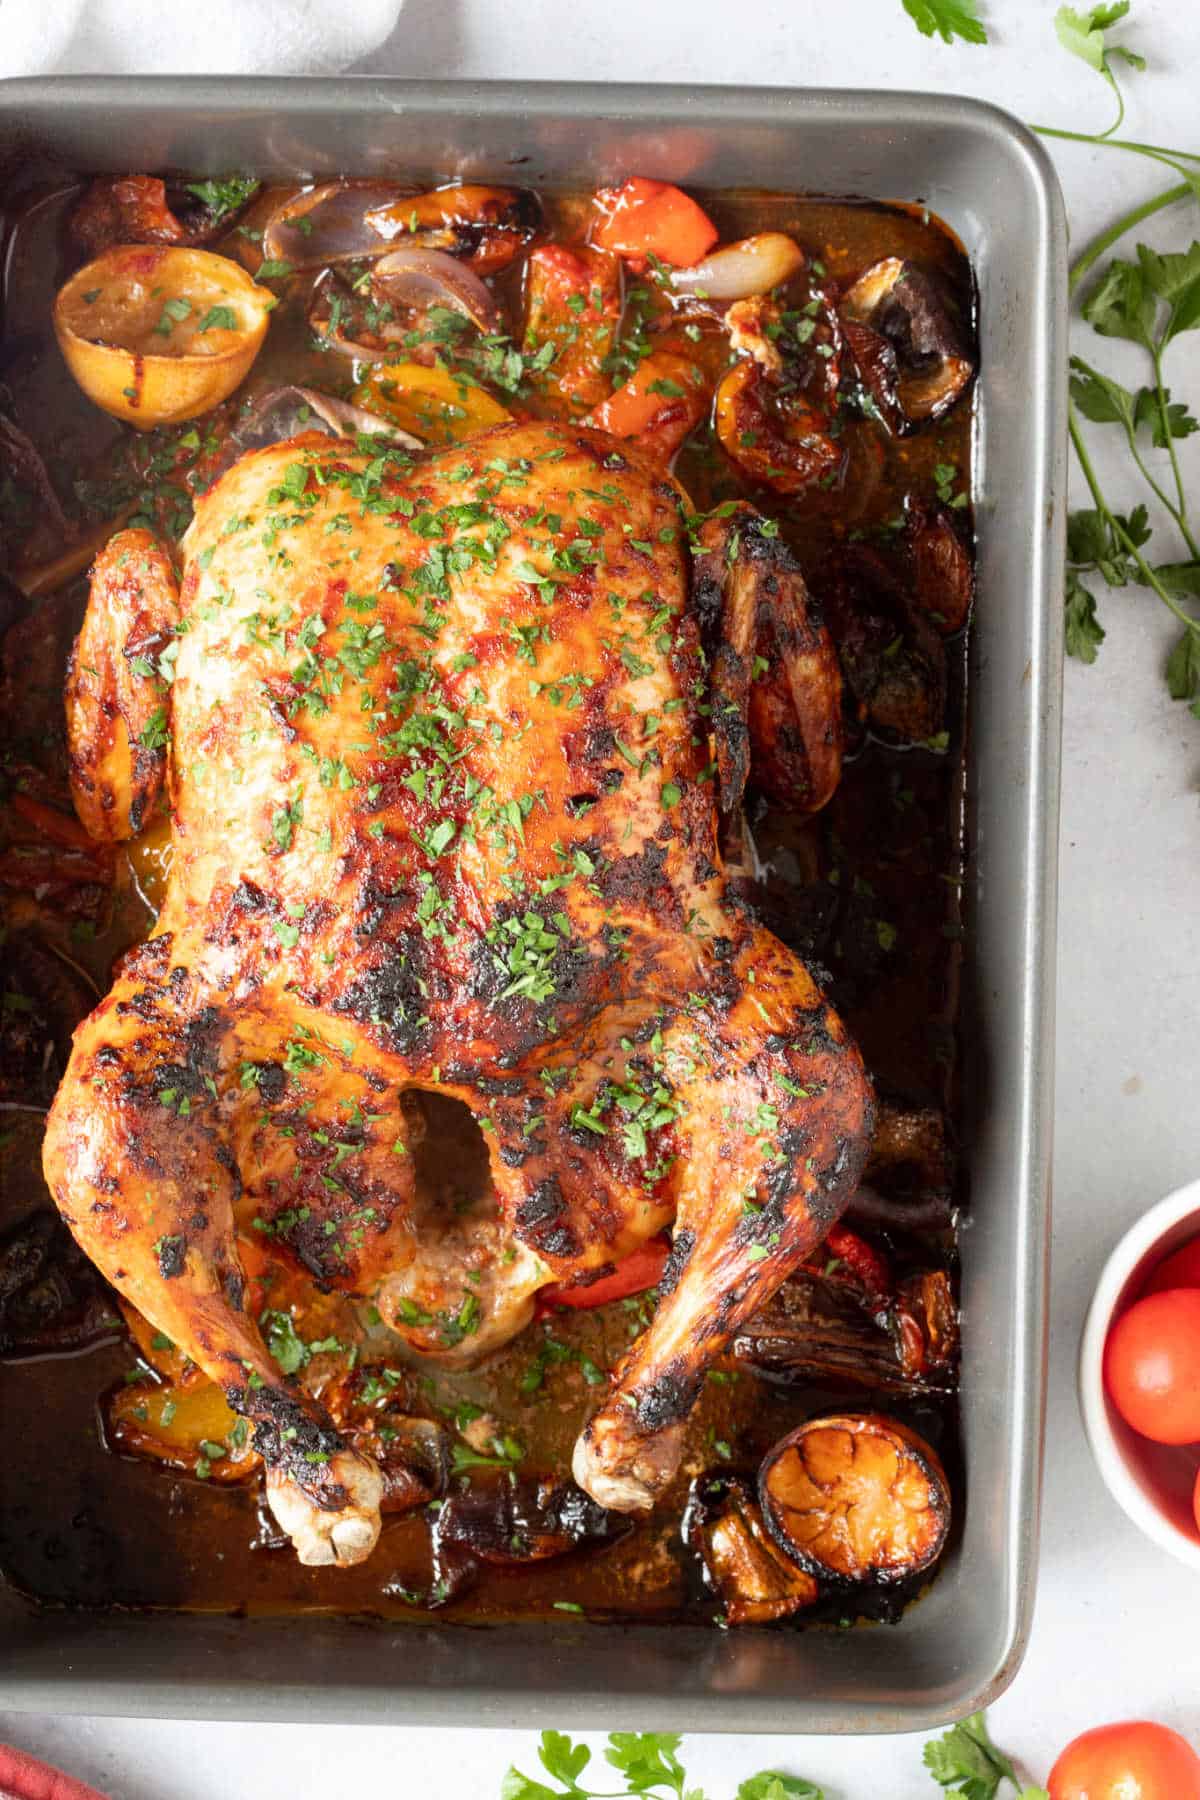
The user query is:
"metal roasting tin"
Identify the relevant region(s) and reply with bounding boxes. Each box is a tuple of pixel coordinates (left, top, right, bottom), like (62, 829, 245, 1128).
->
(0, 77, 1067, 1732)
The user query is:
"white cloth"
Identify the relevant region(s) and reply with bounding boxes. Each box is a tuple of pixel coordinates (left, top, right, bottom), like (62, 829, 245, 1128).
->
(0, 0, 404, 79)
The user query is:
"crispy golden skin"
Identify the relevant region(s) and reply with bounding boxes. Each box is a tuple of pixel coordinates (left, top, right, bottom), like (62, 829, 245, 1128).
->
(44, 420, 872, 1562)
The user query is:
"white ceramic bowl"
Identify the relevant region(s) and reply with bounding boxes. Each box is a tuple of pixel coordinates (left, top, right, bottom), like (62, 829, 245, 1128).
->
(1080, 1175, 1200, 1569)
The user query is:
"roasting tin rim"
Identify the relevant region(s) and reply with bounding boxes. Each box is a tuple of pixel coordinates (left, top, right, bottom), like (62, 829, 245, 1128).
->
(0, 75, 1066, 1734)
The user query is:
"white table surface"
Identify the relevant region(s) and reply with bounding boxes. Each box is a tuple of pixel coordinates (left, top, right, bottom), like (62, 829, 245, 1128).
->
(5, 1, 1200, 1793)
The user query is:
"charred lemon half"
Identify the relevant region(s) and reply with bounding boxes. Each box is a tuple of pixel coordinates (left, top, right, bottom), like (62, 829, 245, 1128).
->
(759, 1412, 950, 1585)
(55, 245, 273, 429)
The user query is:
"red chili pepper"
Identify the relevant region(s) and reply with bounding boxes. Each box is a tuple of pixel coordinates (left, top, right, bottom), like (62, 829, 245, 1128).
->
(540, 1236, 671, 1311)
(590, 177, 718, 269)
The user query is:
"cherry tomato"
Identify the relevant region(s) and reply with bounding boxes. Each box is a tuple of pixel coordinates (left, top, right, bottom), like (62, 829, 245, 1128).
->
(1048, 1720, 1200, 1799)
(1104, 1289, 1200, 1443)
(590, 177, 718, 269)
(1143, 1234, 1200, 1297)
(539, 1237, 670, 1311)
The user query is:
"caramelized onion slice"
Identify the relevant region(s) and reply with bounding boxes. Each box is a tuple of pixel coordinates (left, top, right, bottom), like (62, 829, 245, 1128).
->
(671, 233, 805, 300)
(307, 252, 501, 359)
(264, 181, 538, 274)
(759, 1413, 951, 1584)
(235, 385, 423, 453)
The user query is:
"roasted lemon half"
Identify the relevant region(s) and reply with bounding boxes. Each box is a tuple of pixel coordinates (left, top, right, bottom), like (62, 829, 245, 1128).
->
(55, 245, 274, 429)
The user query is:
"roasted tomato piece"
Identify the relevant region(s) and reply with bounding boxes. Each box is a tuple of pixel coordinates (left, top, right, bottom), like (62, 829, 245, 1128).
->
(841, 257, 975, 432)
(684, 1474, 819, 1625)
(892, 1271, 960, 1385)
(584, 351, 709, 466)
(807, 1224, 893, 1308)
(759, 1413, 951, 1584)
(522, 243, 623, 414)
(590, 177, 718, 270)
(715, 361, 841, 496)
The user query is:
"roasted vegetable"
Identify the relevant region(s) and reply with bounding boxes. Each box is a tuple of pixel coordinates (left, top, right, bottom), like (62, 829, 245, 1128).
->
(841, 257, 975, 431)
(671, 233, 805, 301)
(820, 544, 947, 746)
(714, 359, 841, 495)
(55, 247, 273, 429)
(759, 1413, 951, 1584)
(352, 362, 511, 444)
(71, 175, 260, 254)
(522, 244, 622, 414)
(905, 500, 975, 636)
(540, 1236, 669, 1311)
(433, 1472, 625, 1565)
(583, 351, 709, 465)
(264, 181, 537, 274)
(684, 1474, 819, 1624)
(0, 930, 98, 1106)
(105, 1372, 259, 1483)
(0, 1206, 120, 1359)
(590, 178, 718, 270)
(732, 1265, 959, 1397)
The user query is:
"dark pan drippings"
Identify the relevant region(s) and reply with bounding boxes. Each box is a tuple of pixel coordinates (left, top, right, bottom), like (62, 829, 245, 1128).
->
(0, 175, 972, 1626)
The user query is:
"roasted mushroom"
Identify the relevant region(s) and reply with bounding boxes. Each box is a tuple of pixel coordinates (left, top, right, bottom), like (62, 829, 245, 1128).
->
(684, 1474, 819, 1624)
(841, 258, 975, 432)
(759, 1413, 951, 1584)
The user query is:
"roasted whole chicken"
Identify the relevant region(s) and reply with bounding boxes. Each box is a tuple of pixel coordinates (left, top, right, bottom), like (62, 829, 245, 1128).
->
(42, 416, 873, 1566)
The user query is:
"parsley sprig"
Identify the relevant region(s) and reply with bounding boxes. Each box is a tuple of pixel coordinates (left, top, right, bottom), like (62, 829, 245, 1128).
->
(501, 1714, 1048, 1800)
(899, 0, 988, 45)
(501, 1731, 819, 1800)
(1029, 4, 1200, 723)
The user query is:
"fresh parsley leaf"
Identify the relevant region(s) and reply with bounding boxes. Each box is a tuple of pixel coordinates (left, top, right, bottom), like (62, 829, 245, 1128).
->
(923, 1711, 1048, 1799)
(605, 1733, 688, 1797)
(1054, 2, 1144, 132)
(184, 174, 260, 223)
(1133, 386, 1199, 446)
(1153, 561, 1200, 599)
(1064, 572, 1107, 662)
(197, 304, 239, 333)
(736, 1775, 823, 1800)
(900, 0, 988, 44)
(1135, 241, 1200, 345)
(1082, 257, 1156, 347)
(1166, 625, 1200, 715)
(500, 1772, 561, 1800)
(539, 1731, 592, 1788)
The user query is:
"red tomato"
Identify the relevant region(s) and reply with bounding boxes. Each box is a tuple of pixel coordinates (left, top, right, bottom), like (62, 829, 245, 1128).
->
(1104, 1289, 1200, 1443)
(591, 177, 718, 268)
(1048, 1720, 1200, 1799)
(539, 1237, 670, 1311)
(1143, 1235, 1200, 1297)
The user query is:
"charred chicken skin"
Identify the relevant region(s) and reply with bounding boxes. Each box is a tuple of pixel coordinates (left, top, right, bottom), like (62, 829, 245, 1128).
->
(43, 418, 872, 1566)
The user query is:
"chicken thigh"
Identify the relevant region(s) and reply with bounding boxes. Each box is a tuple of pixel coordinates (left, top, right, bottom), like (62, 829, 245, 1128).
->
(44, 419, 872, 1565)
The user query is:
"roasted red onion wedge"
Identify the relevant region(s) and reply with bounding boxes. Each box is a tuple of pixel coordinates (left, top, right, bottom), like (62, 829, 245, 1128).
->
(671, 232, 805, 301)
(264, 181, 537, 274)
(307, 250, 500, 357)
